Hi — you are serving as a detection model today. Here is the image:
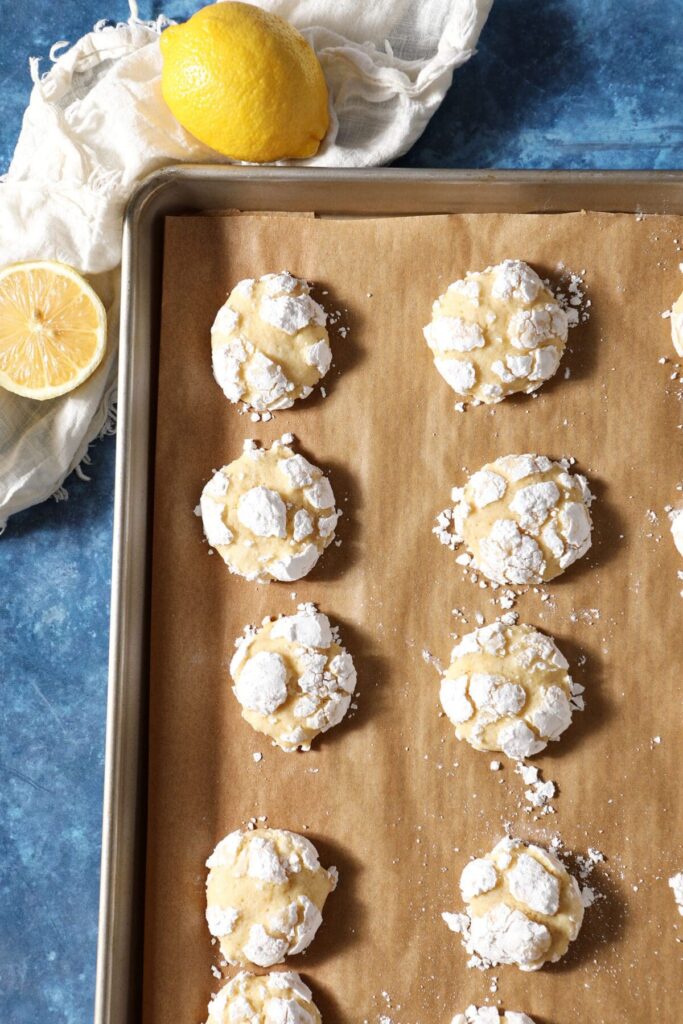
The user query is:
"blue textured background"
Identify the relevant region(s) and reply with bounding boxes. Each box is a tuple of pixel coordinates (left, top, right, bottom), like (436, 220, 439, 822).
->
(0, 2, 681, 1021)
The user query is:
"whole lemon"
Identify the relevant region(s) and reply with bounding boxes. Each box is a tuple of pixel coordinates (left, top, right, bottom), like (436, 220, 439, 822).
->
(160, 2, 330, 162)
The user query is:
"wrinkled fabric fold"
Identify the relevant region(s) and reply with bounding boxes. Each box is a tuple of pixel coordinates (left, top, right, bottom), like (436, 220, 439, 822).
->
(0, 0, 492, 528)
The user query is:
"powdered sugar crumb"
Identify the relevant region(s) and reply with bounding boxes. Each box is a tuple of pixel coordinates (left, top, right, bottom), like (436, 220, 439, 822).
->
(422, 648, 444, 672)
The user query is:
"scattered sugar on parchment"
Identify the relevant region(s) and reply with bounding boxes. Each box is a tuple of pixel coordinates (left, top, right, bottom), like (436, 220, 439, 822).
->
(569, 607, 601, 626)
(497, 589, 516, 610)
(514, 762, 556, 816)
(555, 264, 591, 327)
(422, 649, 444, 672)
(526, 779, 556, 811)
(580, 885, 599, 908)
(574, 847, 607, 908)
(375, 989, 402, 1024)
(577, 848, 605, 877)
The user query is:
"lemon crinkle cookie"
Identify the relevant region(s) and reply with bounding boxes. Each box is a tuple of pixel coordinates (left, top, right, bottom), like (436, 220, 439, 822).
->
(200, 435, 339, 582)
(206, 970, 321, 1024)
(435, 453, 593, 585)
(211, 272, 331, 413)
(443, 837, 584, 971)
(440, 622, 584, 760)
(205, 828, 337, 968)
(231, 604, 357, 752)
(451, 1008, 535, 1024)
(423, 259, 569, 407)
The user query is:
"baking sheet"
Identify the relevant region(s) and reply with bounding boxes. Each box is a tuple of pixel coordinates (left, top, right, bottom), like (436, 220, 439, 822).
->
(144, 209, 683, 1024)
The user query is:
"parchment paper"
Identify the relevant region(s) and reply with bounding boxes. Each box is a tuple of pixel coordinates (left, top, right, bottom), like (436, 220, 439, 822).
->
(144, 210, 683, 1024)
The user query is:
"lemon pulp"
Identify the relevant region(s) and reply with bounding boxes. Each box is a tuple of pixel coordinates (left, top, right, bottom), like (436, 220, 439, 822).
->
(0, 261, 107, 400)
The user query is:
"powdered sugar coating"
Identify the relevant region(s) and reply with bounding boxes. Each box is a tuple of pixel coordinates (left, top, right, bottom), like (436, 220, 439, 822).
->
(507, 854, 560, 915)
(469, 469, 507, 509)
(468, 904, 552, 970)
(434, 356, 477, 394)
(211, 272, 331, 413)
(206, 905, 240, 938)
(238, 487, 287, 538)
(281, 454, 317, 489)
(424, 260, 570, 408)
(460, 858, 499, 901)
(233, 651, 288, 716)
(492, 260, 543, 304)
(669, 873, 683, 916)
(435, 454, 593, 584)
(205, 828, 337, 968)
(201, 491, 234, 547)
(200, 438, 339, 583)
(451, 1008, 535, 1024)
(440, 622, 582, 759)
(230, 604, 357, 752)
(444, 837, 584, 971)
(670, 509, 683, 558)
(260, 293, 326, 335)
(671, 289, 683, 358)
(428, 317, 486, 352)
(206, 970, 321, 1024)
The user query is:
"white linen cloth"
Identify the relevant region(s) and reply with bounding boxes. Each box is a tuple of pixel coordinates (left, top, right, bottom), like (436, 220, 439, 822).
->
(0, 0, 492, 528)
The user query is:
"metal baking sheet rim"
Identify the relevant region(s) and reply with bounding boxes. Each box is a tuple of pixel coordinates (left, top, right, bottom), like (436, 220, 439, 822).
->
(95, 165, 683, 1024)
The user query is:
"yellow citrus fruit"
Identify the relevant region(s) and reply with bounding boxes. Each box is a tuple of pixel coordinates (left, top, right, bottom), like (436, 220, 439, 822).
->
(160, 1, 329, 162)
(0, 261, 107, 401)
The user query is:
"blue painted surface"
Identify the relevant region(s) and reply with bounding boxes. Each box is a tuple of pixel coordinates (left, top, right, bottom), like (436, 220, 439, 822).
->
(0, 2, 681, 1022)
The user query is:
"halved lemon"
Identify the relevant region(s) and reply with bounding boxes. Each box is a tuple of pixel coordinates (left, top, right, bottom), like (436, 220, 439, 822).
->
(0, 260, 107, 400)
